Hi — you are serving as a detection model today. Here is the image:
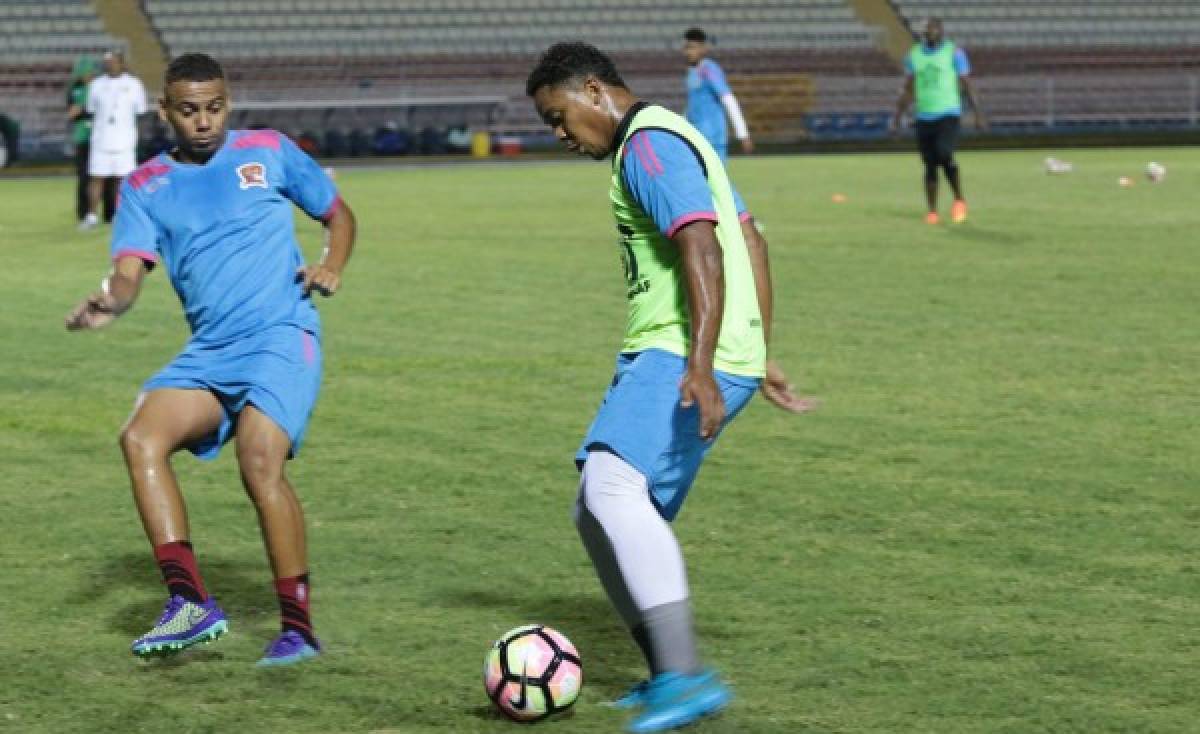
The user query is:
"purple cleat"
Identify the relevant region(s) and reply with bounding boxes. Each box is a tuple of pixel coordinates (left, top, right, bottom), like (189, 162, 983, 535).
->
(131, 595, 228, 657)
(256, 629, 320, 668)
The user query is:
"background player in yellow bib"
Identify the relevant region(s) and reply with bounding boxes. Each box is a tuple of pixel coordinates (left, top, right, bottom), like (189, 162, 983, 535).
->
(890, 17, 987, 224)
(527, 42, 816, 733)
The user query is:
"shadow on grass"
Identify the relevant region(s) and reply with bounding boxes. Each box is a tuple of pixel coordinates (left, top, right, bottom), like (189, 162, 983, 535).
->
(876, 207, 1024, 244)
(72, 551, 277, 640)
(462, 702, 584, 725)
(945, 225, 1024, 245)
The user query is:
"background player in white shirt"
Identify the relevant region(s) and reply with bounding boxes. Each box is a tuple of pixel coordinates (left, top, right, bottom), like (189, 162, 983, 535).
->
(81, 50, 147, 230)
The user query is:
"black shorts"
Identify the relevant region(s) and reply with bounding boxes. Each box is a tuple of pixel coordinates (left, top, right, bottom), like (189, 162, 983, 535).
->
(916, 115, 960, 165)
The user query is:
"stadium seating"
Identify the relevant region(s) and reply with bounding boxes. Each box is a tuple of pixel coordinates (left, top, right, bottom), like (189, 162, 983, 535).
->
(138, 0, 889, 144)
(892, 1, 1200, 48)
(0, 1, 120, 62)
(0, 1, 126, 158)
(889, 1, 1200, 132)
(144, 0, 880, 57)
(4, 1, 1200, 159)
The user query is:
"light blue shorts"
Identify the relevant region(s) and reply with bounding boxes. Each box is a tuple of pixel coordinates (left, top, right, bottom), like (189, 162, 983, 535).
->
(143, 323, 323, 460)
(575, 349, 760, 521)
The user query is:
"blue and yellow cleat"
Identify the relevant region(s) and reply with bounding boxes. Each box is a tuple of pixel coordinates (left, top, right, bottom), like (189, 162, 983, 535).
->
(256, 630, 320, 668)
(131, 595, 228, 657)
(626, 669, 732, 733)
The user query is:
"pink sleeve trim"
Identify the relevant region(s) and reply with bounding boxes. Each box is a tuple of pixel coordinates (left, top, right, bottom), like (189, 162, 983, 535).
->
(665, 211, 718, 238)
(319, 195, 343, 222)
(739, 211, 752, 223)
(231, 129, 282, 150)
(113, 247, 158, 264)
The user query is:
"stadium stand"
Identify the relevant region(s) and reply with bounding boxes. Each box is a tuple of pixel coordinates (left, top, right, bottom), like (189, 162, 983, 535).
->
(889, 1, 1200, 132)
(143, 0, 880, 57)
(891, 1, 1200, 49)
(0, 1, 126, 159)
(137, 0, 886, 145)
(3, 1, 1199, 160)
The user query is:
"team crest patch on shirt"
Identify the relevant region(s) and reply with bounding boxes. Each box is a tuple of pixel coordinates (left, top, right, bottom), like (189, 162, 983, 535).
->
(236, 162, 268, 190)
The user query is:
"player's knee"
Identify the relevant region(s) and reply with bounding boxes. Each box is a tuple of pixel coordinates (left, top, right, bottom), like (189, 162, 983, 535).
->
(236, 444, 284, 494)
(118, 422, 167, 463)
(924, 163, 938, 183)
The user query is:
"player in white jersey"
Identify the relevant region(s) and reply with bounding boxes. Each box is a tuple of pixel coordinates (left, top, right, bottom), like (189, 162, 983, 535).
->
(81, 50, 147, 231)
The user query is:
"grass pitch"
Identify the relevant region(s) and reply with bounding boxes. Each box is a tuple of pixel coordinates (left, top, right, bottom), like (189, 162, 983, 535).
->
(0, 148, 1197, 733)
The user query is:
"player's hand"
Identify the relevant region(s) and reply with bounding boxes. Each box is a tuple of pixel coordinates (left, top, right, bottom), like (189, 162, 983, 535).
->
(760, 360, 820, 414)
(297, 263, 341, 297)
(65, 290, 119, 331)
(740, 137, 755, 155)
(887, 117, 900, 137)
(975, 112, 989, 132)
(680, 367, 726, 440)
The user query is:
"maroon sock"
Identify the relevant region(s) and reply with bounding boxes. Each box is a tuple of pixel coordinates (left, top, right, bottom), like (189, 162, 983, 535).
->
(275, 573, 316, 647)
(153, 541, 208, 603)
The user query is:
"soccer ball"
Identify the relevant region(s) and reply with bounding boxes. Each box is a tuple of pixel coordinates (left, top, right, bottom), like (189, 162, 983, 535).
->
(483, 624, 582, 722)
(1043, 156, 1073, 174)
(1145, 162, 1167, 183)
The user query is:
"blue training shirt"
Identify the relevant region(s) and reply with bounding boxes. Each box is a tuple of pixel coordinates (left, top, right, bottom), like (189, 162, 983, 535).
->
(111, 129, 340, 345)
(685, 58, 732, 149)
(904, 42, 972, 120)
(621, 129, 749, 238)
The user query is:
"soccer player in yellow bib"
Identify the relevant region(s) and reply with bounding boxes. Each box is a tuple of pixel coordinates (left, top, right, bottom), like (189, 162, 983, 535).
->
(528, 42, 817, 733)
(890, 17, 987, 224)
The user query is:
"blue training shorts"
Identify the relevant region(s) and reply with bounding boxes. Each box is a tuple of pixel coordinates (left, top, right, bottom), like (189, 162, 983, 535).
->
(575, 349, 760, 521)
(142, 323, 323, 460)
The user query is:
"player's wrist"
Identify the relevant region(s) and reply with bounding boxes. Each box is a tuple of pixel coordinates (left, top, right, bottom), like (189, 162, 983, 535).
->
(99, 276, 132, 315)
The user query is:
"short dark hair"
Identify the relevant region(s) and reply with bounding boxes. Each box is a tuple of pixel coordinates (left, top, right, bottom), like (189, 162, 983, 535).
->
(164, 53, 225, 86)
(526, 42, 626, 97)
(683, 28, 707, 43)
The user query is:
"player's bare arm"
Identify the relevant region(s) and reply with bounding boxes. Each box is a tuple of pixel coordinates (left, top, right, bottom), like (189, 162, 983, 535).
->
(299, 199, 357, 296)
(960, 75, 988, 131)
(890, 76, 915, 135)
(65, 254, 149, 331)
(741, 219, 819, 414)
(674, 220, 726, 439)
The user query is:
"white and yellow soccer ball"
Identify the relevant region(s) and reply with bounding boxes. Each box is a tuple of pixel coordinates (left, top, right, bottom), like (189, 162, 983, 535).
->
(483, 624, 582, 722)
(1145, 162, 1167, 183)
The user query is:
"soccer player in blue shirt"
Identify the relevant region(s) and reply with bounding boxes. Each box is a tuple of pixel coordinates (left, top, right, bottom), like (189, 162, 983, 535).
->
(683, 28, 752, 161)
(65, 53, 356, 667)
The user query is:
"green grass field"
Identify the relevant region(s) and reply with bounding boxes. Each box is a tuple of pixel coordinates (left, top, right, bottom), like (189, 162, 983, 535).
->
(1, 148, 1197, 733)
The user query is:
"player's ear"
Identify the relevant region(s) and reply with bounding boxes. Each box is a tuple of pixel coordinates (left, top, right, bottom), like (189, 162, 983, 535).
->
(583, 76, 604, 108)
(157, 96, 170, 124)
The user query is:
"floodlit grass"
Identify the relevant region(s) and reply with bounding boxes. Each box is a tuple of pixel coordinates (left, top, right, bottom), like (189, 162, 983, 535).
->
(1, 148, 1197, 733)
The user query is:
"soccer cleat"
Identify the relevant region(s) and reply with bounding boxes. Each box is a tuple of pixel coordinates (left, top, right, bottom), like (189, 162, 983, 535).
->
(77, 213, 99, 232)
(924, 211, 940, 225)
(131, 595, 228, 657)
(626, 669, 732, 733)
(610, 679, 650, 709)
(255, 629, 320, 667)
(951, 199, 968, 223)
